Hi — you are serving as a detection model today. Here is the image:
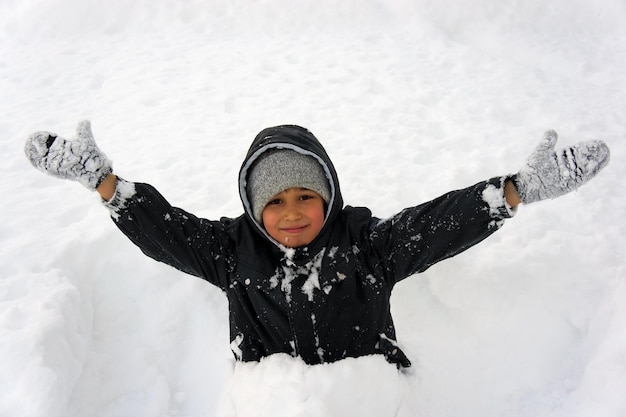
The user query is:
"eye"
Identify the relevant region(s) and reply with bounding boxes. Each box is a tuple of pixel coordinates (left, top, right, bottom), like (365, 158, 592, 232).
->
(299, 193, 318, 201)
(266, 198, 282, 206)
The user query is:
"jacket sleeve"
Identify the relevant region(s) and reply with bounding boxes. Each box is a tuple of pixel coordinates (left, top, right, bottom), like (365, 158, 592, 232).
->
(102, 177, 233, 290)
(367, 176, 516, 284)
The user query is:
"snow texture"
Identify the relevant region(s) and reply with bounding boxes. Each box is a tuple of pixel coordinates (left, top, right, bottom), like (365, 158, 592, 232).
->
(515, 130, 610, 203)
(24, 120, 112, 190)
(2, 1, 626, 417)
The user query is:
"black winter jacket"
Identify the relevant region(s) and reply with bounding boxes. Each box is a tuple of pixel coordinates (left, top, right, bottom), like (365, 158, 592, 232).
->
(104, 126, 515, 367)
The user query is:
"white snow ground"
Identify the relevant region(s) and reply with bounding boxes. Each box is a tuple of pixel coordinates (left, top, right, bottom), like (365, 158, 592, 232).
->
(1, 1, 625, 416)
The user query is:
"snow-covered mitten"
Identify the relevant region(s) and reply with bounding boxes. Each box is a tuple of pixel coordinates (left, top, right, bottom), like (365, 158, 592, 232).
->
(24, 120, 112, 190)
(513, 130, 610, 204)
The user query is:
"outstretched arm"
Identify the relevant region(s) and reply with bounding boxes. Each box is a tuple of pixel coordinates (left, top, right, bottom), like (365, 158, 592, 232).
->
(24, 120, 234, 289)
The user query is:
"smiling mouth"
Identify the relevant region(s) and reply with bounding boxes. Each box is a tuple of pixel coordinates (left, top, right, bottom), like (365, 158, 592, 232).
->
(281, 225, 309, 234)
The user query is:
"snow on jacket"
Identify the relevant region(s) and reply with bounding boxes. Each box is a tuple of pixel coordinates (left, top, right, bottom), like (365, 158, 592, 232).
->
(103, 126, 515, 368)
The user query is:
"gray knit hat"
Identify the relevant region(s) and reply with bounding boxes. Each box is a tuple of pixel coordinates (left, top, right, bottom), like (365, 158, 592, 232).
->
(247, 149, 331, 223)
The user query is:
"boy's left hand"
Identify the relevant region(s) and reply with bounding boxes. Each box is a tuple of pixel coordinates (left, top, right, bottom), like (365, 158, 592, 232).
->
(513, 130, 610, 204)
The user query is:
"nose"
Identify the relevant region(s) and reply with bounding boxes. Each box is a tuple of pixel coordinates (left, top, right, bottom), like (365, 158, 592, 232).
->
(283, 201, 301, 220)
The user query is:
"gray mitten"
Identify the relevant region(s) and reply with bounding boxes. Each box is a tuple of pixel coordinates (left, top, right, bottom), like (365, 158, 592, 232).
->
(24, 120, 112, 190)
(513, 130, 610, 203)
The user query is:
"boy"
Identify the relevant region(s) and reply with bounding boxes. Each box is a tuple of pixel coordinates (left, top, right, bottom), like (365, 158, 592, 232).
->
(24, 121, 610, 368)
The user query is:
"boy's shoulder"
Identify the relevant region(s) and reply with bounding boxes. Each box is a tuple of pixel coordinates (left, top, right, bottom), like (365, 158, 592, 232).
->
(335, 205, 378, 232)
(219, 215, 239, 225)
(341, 205, 373, 218)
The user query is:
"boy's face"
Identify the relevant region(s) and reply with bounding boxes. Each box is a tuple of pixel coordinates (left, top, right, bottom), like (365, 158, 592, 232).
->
(261, 187, 325, 248)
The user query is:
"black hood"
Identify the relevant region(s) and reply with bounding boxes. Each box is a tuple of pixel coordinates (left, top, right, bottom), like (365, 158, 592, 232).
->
(238, 125, 344, 246)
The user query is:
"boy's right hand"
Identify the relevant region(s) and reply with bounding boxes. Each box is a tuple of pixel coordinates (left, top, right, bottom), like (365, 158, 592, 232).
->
(24, 120, 113, 191)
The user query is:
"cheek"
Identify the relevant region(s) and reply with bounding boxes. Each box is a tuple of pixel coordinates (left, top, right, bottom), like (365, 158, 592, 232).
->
(262, 215, 282, 240)
(261, 209, 278, 228)
(307, 205, 326, 229)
